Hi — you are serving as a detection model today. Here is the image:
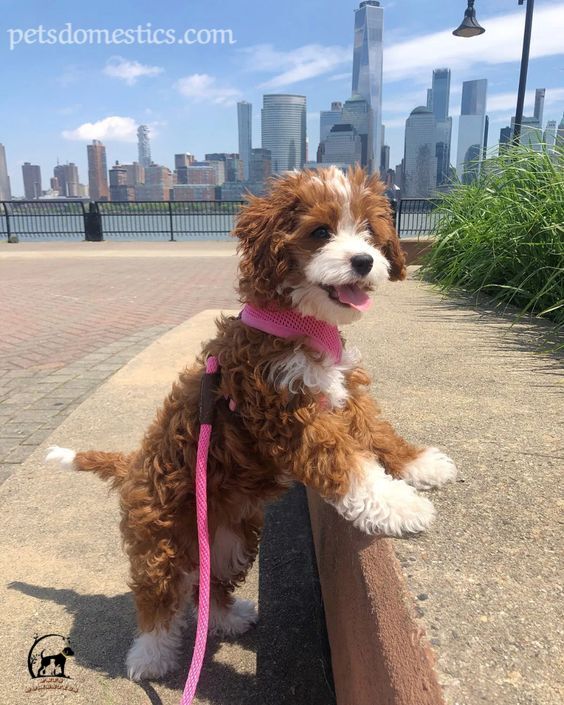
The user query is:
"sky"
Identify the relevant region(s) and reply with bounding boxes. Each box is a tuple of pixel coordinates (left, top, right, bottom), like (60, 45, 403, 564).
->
(1, 0, 563, 196)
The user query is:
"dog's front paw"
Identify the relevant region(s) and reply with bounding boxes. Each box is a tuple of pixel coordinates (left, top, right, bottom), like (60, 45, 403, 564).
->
(208, 598, 258, 637)
(329, 460, 436, 537)
(403, 447, 457, 490)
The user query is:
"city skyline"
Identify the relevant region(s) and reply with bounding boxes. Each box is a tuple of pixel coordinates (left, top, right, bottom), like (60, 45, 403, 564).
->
(1, 0, 564, 196)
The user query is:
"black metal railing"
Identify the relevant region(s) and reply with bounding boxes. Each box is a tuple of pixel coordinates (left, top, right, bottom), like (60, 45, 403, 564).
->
(93, 200, 243, 241)
(2, 199, 87, 240)
(1, 198, 440, 241)
(396, 198, 442, 239)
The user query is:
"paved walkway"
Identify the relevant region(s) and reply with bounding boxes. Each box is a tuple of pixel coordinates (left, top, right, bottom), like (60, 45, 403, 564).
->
(0, 242, 239, 484)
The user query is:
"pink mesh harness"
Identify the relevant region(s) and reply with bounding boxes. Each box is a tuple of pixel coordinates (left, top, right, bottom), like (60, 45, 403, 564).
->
(240, 303, 343, 363)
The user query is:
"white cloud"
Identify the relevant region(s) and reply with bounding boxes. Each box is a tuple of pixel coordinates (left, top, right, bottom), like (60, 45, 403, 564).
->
(328, 72, 351, 82)
(175, 74, 241, 105)
(62, 116, 139, 142)
(104, 56, 163, 85)
(242, 43, 351, 89)
(488, 86, 564, 114)
(384, 3, 564, 83)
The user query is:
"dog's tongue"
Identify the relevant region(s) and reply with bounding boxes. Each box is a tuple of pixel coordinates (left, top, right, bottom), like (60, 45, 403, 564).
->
(335, 284, 372, 311)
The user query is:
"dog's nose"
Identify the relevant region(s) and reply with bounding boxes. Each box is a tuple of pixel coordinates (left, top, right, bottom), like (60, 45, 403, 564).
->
(350, 254, 374, 276)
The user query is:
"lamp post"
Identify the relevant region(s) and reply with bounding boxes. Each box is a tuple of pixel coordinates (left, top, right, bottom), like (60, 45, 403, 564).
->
(453, 0, 535, 144)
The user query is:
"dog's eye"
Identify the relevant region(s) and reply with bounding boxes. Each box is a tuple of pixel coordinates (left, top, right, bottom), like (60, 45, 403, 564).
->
(311, 226, 331, 240)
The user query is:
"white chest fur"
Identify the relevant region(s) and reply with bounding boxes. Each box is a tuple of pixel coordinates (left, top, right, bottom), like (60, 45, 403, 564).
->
(268, 346, 360, 409)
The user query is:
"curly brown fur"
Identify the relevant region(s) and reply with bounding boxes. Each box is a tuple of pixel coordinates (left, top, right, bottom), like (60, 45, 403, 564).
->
(52, 166, 455, 681)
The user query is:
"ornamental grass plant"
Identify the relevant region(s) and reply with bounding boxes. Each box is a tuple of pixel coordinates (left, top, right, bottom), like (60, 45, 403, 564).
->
(421, 146, 563, 340)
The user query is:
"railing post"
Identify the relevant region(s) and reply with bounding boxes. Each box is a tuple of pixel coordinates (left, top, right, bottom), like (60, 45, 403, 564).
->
(388, 198, 398, 232)
(4, 203, 15, 243)
(169, 201, 174, 242)
(84, 202, 103, 241)
(396, 199, 403, 238)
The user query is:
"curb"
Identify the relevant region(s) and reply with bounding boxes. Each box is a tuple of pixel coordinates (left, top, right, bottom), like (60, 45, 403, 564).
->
(307, 489, 444, 705)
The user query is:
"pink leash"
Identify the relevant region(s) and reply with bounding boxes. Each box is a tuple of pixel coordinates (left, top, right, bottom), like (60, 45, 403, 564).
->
(179, 355, 219, 705)
(179, 306, 341, 702)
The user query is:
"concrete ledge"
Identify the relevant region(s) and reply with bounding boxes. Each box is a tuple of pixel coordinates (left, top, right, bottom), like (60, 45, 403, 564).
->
(307, 490, 444, 705)
(400, 238, 432, 265)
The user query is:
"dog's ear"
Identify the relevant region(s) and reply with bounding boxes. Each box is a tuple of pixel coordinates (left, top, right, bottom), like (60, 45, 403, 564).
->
(365, 174, 406, 282)
(233, 189, 297, 304)
(382, 228, 407, 281)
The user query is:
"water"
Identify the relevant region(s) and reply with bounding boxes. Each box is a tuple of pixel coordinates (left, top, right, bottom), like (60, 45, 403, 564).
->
(0, 210, 438, 241)
(1, 213, 237, 241)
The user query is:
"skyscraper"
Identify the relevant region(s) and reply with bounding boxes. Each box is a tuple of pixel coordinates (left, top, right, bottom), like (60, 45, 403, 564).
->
(352, 0, 384, 175)
(0, 144, 11, 201)
(22, 163, 42, 199)
(499, 126, 513, 152)
(137, 125, 151, 168)
(249, 148, 272, 184)
(457, 79, 488, 184)
(237, 102, 252, 181)
(261, 94, 307, 174)
(544, 120, 557, 154)
(341, 94, 372, 169)
(430, 69, 452, 187)
(461, 79, 487, 116)
(518, 117, 543, 151)
(320, 102, 343, 143)
(403, 107, 438, 197)
(322, 124, 363, 167)
(109, 162, 135, 202)
(431, 69, 451, 122)
(87, 140, 109, 201)
(136, 165, 172, 201)
(54, 163, 80, 198)
(205, 153, 243, 183)
(533, 89, 545, 129)
(556, 112, 564, 149)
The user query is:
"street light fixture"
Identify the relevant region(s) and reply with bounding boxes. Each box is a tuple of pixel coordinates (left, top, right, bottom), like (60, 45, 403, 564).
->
(453, 0, 536, 144)
(452, 0, 485, 38)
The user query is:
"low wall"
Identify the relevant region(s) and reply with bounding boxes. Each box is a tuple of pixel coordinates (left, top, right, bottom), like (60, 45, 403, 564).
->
(307, 490, 444, 705)
(400, 238, 433, 265)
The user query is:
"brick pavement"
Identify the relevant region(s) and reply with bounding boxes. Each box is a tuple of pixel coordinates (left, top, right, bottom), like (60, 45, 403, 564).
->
(0, 242, 239, 483)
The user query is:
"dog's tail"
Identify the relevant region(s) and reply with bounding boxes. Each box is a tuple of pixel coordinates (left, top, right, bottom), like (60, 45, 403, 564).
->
(45, 446, 130, 489)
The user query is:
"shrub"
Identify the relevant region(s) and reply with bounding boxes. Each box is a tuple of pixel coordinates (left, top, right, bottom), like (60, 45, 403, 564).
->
(421, 146, 564, 336)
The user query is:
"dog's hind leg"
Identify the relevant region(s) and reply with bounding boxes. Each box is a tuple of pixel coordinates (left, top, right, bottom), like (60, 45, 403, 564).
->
(204, 517, 262, 637)
(125, 543, 192, 682)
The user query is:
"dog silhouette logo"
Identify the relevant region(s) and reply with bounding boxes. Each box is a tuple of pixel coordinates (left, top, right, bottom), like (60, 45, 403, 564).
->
(27, 634, 75, 680)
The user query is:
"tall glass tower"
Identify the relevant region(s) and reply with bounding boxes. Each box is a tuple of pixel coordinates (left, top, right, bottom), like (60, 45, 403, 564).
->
(0, 144, 11, 201)
(457, 79, 488, 184)
(352, 0, 384, 174)
(403, 107, 438, 197)
(237, 101, 252, 181)
(431, 69, 452, 187)
(431, 69, 451, 122)
(137, 125, 151, 169)
(261, 95, 306, 174)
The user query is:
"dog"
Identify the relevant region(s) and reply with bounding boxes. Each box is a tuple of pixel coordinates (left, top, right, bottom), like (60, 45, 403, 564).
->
(37, 645, 74, 678)
(47, 166, 456, 681)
